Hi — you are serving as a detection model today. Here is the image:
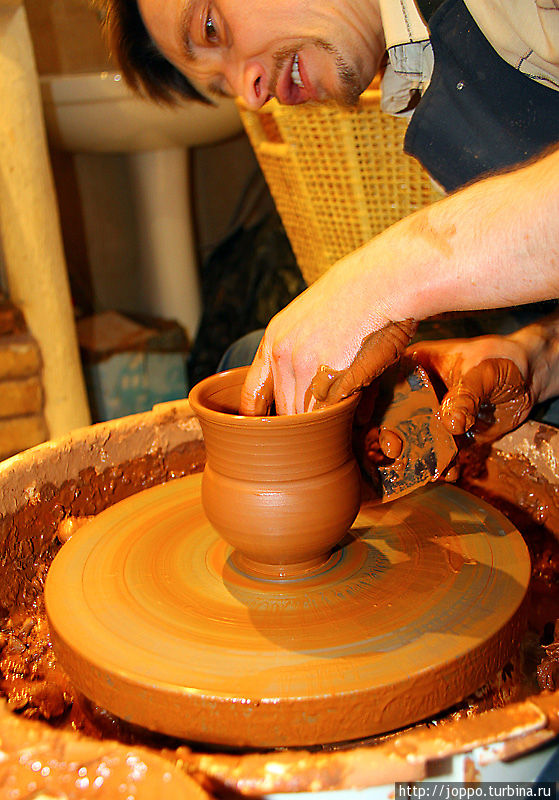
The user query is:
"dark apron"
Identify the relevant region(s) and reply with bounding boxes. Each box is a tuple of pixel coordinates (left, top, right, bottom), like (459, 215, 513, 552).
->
(405, 0, 559, 192)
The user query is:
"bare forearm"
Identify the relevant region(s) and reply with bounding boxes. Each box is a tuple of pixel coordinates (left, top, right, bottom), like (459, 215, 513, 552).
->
(346, 146, 559, 326)
(240, 147, 559, 415)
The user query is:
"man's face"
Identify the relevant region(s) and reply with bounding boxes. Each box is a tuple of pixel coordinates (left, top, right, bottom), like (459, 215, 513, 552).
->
(137, 0, 383, 108)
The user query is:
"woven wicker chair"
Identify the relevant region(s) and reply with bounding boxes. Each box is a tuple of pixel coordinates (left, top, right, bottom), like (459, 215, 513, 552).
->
(238, 89, 443, 286)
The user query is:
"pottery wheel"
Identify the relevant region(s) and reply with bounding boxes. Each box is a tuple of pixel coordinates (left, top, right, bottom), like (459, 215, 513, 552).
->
(45, 473, 530, 748)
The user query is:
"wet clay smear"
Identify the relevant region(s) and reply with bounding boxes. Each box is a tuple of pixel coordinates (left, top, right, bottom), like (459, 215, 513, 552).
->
(0, 441, 205, 745)
(458, 444, 559, 691)
(0, 437, 559, 789)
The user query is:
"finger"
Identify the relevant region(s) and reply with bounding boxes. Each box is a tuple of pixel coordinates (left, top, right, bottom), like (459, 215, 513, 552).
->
(440, 358, 528, 436)
(379, 427, 403, 459)
(484, 359, 528, 405)
(407, 343, 443, 373)
(442, 463, 461, 483)
(440, 385, 478, 435)
(272, 349, 299, 415)
(439, 359, 497, 435)
(313, 319, 417, 407)
(239, 348, 275, 416)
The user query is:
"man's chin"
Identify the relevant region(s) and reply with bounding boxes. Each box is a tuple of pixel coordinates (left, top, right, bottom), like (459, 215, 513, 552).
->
(335, 86, 364, 107)
(336, 72, 366, 107)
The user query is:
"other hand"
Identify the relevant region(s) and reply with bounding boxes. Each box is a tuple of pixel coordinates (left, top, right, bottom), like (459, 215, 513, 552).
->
(409, 335, 535, 443)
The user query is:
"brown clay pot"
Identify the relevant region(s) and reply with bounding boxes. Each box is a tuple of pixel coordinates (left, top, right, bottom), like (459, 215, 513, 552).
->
(188, 366, 361, 578)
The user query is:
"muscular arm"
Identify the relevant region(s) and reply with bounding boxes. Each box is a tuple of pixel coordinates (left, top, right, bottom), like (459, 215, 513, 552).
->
(240, 146, 559, 415)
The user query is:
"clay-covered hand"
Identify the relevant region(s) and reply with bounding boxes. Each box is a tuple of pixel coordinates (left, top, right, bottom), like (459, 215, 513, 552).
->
(238, 266, 417, 415)
(353, 360, 459, 492)
(409, 335, 535, 443)
(240, 149, 559, 415)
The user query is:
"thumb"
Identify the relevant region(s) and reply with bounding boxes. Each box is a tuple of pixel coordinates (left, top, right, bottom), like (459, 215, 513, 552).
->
(440, 383, 479, 436)
(438, 358, 524, 436)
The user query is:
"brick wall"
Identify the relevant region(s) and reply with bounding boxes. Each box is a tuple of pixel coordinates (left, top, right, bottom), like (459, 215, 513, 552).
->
(0, 296, 48, 461)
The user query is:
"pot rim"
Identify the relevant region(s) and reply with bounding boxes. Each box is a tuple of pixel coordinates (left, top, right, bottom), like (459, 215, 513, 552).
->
(189, 366, 360, 426)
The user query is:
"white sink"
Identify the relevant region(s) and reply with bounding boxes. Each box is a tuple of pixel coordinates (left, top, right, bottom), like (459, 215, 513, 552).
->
(40, 70, 242, 153)
(40, 71, 243, 338)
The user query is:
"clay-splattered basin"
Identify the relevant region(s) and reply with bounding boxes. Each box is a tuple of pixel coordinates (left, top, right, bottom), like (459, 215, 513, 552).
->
(0, 409, 558, 792)
(189, 367, 362, 578)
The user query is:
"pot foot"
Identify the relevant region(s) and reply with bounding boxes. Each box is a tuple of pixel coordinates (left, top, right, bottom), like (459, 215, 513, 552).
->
(231, 550, 332, 581)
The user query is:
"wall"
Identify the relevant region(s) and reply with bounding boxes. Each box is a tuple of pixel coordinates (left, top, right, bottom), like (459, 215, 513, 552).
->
(24, 0, 110, 74)
(23, 0, 262, 337)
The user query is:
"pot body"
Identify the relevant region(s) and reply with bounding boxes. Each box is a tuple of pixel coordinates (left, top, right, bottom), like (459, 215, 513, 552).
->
(189, 367, 361, 578)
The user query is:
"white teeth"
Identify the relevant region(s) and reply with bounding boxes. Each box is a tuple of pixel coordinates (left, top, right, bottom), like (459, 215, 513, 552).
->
(291, 53, 304, 88)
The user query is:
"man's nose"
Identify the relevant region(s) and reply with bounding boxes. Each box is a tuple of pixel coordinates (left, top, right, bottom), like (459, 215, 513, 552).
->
(229, 61, 269, 109)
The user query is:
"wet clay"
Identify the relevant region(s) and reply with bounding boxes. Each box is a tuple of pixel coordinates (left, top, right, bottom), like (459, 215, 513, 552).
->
(0, 441, 206, 735)
(0, 441, 205, 614)
(537, 620, 559, 691)
(354, 358, 457, 501)
(440, 358, 532, 441)
(409, 338, 533, 442)
(408, 213, 457, 260)
(459, 436, 559, 640)
(239, 353, 275, 417)
(306, 318, 418, 409)
(189, 367, 361, 577)
(0, 699, 209, 800)
(45, 474, 530, 748)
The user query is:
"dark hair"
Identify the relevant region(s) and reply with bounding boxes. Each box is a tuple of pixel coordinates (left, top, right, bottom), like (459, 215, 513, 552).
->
(103, 0, 211, 104)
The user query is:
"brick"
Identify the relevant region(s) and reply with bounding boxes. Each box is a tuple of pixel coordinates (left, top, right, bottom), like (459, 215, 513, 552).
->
(0, 415, 48, 461)
(0, 297, 26, 336)
(0, 377, 43, 418)
(0, 334, 42, 380)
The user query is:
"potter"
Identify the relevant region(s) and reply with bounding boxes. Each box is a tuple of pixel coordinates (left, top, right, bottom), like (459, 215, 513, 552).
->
(103, 0, 559, 420)
(3, 0, 559, 783)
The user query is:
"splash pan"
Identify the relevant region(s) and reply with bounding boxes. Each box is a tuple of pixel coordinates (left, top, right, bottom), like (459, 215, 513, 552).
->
(45, 473, 530, 748)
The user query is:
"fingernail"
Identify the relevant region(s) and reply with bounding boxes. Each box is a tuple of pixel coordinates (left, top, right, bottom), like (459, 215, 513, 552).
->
(379, 428, 403, 458)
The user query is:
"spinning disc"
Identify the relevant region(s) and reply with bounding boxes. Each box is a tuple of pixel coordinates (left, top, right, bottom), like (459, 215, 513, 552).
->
(46, 474, 530, 748)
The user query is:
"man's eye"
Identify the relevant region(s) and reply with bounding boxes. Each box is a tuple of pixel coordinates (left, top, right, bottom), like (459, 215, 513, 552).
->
(204, 13, 218, 42)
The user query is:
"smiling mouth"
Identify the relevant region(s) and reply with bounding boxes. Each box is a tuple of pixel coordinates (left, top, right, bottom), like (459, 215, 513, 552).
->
(291, 53, 304, 89)
(273, 49, 313, 104)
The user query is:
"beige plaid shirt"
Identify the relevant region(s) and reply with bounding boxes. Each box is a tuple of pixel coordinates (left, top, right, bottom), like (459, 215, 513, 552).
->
(379, 0, 559, 114)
